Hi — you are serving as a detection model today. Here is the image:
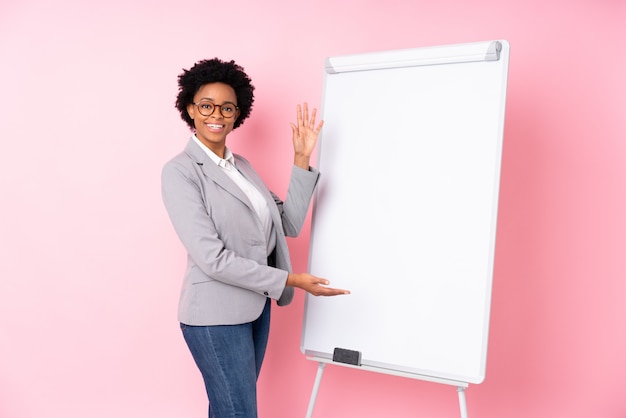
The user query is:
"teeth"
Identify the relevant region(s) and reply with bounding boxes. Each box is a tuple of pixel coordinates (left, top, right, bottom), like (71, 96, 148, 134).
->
(207, 124, 223, 129)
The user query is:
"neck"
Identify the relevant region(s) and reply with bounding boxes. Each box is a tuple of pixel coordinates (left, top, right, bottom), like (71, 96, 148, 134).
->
(197, 137, 226, 159)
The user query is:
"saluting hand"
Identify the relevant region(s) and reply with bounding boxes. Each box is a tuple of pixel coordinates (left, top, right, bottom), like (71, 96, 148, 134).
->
(291, 102, 323, 170)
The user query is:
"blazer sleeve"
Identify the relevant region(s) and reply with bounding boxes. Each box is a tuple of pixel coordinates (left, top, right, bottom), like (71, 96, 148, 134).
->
(279, 165, 320, 237)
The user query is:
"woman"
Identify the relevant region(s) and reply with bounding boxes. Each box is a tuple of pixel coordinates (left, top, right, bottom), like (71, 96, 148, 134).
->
(161, 58, 349, 417)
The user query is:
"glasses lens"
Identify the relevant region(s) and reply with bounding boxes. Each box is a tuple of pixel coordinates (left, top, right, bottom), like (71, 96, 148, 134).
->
(220, 103, 237, 118)
(196, 101, 214, 116)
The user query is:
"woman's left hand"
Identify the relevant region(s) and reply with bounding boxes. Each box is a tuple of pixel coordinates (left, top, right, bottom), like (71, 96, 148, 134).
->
(291, 102, 323, 170)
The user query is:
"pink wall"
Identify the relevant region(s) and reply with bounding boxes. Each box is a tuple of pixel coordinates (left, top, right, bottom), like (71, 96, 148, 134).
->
(1, 0, 625, 417)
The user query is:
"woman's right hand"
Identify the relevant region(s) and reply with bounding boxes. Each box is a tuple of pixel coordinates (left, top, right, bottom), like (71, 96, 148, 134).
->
(287, 273, 350, 297)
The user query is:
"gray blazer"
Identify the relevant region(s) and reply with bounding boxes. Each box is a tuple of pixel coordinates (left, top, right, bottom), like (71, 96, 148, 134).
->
(162, 139, 320, 326)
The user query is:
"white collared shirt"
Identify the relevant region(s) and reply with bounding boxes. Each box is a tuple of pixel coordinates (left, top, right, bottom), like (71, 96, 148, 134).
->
(192, 135, 276, 257)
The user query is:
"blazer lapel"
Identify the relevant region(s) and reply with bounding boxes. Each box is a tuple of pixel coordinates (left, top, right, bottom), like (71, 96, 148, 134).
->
(183, 140, 254, 211)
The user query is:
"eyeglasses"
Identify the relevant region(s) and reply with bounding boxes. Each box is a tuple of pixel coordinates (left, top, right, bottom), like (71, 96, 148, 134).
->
(193, 100, 239, 118)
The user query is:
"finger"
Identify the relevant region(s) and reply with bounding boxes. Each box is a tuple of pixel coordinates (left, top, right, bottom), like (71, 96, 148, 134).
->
(323, 287, 351, 296)
(303, 102, 309, 127)
(310, 107, 317, 128)
(295, 104, 303, 127)
(314, 279, 349, 294)
(314, 119, 324, 134)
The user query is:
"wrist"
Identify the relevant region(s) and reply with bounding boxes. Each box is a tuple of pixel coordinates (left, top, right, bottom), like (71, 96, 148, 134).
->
(287, 273, 303, 289)
(294, 156, 311, 170)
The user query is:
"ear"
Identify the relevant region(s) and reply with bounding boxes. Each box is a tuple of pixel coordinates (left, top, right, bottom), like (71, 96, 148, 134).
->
(186, 103, 196, 120)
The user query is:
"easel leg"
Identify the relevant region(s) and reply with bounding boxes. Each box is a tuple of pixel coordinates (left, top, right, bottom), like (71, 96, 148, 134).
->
(305, 362, 326, 418)
(457, 386, 468, 418)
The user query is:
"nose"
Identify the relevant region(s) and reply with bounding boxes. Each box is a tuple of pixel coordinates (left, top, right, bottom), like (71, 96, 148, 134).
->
(210, 105, 224, 118)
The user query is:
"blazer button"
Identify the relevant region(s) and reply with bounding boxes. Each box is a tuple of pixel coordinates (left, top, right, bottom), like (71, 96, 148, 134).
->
(263, 291, 269, 296)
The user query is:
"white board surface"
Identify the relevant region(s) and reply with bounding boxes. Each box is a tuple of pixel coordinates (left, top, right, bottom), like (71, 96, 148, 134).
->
(301, 40, 510, 385)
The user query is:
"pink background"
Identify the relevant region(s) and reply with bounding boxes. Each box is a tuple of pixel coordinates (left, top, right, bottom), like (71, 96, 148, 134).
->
(1, 0, 625, 417)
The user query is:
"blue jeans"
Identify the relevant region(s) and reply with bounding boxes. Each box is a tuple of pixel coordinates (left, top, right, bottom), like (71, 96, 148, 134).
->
(180, 299, 271, 418)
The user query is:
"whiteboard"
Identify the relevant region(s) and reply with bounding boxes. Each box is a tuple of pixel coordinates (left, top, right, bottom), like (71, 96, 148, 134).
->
(301, 40, 510, 385)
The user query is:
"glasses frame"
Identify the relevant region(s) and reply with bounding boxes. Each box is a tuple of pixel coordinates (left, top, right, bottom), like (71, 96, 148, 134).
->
(193, 101, 239, 118)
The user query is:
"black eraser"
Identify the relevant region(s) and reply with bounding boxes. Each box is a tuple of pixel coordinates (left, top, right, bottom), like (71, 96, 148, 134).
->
(332, 347, 361, 366)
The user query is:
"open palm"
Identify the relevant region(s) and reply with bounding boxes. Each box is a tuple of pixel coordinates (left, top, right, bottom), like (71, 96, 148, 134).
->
(291, 103, 323, 168)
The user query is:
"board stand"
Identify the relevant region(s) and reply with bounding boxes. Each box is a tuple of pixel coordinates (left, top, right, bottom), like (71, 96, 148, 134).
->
(305, 357, 469, 418)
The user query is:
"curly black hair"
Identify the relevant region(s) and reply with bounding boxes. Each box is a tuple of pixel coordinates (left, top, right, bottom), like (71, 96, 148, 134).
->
(175, 58, 255, 130)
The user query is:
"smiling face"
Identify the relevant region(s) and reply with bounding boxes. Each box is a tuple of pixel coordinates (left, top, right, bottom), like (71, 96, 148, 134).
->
(186, 82, 240, 157)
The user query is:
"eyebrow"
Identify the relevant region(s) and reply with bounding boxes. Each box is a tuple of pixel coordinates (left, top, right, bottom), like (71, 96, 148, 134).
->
(197, 98, 237, 105)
